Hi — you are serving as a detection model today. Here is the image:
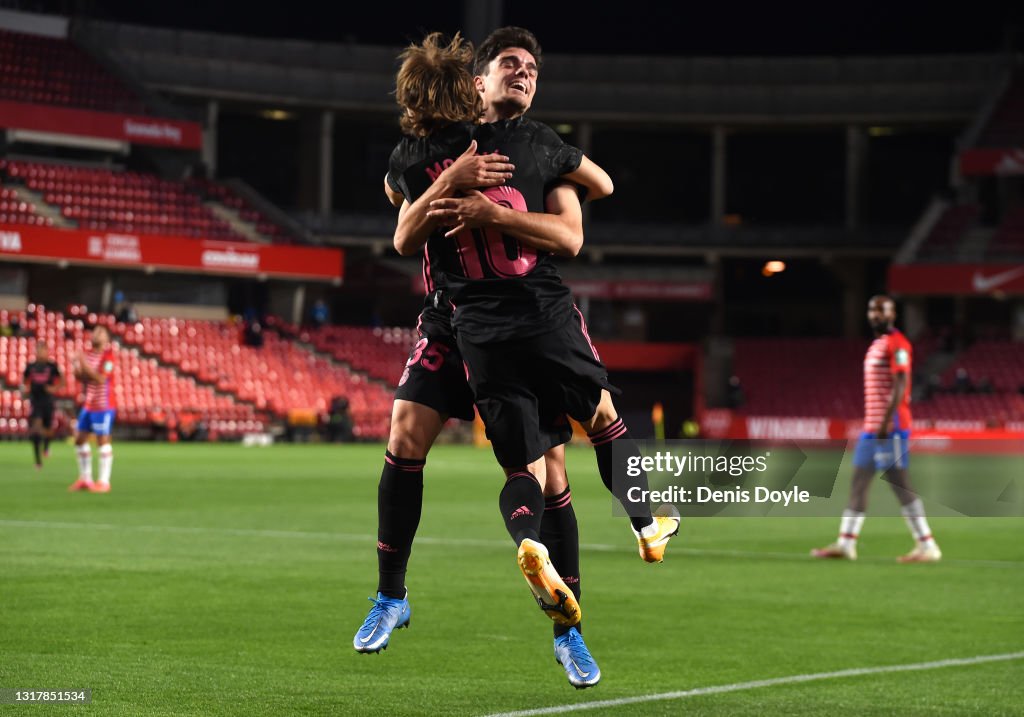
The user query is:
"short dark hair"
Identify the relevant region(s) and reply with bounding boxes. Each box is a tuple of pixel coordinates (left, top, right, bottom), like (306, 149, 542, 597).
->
(473, 26, 542, 77)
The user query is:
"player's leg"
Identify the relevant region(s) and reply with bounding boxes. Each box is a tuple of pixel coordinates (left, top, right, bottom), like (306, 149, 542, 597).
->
(374, 326, 477, 601)
(378, 398, 444, 596)
(882, 435, 941, 562)
(541, 445, 600, 688)
(540, 446, 580, 626)
(353, 399, 440, 654)
(68, 410, 94, 491)
(505, 458, 580, 627)
(356, 322, 476, 655)
(88, 411, 115, 493)
(578, 390, 679, 563)
(41, 405, 54, 458)
(91, 435, 113, 493)
(546, 311, 678, 562)
(29, 415, 43, 468)
(813, 434, 876, 559)
(460, 335, 579, 626)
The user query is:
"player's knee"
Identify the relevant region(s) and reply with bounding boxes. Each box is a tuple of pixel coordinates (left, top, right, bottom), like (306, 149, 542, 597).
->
(386, 431, 429, 460)
(542, 449, 567, 496)
(582, 392, 618, 433)
(504, 466, 546, 493)
(386, 415, 432, 459)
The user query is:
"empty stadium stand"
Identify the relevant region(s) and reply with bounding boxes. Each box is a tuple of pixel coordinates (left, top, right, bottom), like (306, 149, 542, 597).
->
(0, 28, 144, 114)
(188, 179, 296, 244)
(112, 317, 394, 438)
(977, 73, 1024, 148)
(300, 325, 413, 384)
(0, 185, 52, 226)
(0, 307, 263, 437)
(988, 206, 1024, 258)
(917, 204, 981, 259)
(732, 337, 1024, 424)
(0, 160, 300, 243)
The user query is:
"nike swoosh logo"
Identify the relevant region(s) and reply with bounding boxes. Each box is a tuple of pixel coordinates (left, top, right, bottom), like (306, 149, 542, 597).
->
(972, 266, 1024, 292)
(570, 658, 590, 678)
(359, 622, 380, 643)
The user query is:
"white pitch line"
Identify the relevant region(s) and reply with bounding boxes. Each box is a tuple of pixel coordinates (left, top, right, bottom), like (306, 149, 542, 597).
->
(479, 651, 1024, 717)
(0, 519, 616, 552)
(0, 519, 1021, 568)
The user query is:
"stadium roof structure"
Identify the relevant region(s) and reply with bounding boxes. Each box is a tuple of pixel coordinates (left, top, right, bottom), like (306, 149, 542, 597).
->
(75, 19, 1006, 125)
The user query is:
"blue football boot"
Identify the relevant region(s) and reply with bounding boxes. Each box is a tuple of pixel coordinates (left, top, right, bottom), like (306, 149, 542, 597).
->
(554, 627, 601, 688)
(353, 591, 411, 653)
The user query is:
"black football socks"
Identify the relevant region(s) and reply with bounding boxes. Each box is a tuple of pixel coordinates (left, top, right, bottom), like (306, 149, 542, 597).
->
(588, 418, 655, 532)
(499, 471, 545, 545)
(31, 434, 41, 466)
(376, 451, 425, 599)
(540, 486, 582, 637)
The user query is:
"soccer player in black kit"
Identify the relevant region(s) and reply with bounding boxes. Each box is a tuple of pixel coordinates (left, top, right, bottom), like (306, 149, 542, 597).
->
(23, 341, 63, 470)
(420, 23, 679, 583)
(354, 28, 680, 688)
(355, 32, 611, 684)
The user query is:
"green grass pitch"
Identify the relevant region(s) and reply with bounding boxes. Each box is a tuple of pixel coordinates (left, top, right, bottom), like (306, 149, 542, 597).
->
(1, 441, 1022, 716)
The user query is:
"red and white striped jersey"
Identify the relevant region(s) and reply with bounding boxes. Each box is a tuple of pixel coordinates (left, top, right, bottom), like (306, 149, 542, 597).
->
(863, 330, 911, 432)
(82, 347, 116, 411)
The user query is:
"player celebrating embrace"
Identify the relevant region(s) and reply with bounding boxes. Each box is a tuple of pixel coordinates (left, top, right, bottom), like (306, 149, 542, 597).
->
(68, 325, 117, 494)
(812, 295, 941, 563)
(23, 341, 63, 470)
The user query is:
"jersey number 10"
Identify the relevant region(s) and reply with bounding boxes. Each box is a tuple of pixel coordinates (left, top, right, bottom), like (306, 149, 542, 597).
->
(452, 186, 538, 279)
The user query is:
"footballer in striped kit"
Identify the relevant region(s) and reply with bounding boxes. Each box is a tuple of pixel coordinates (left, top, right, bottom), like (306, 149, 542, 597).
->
(812, 296, 941, 563)
(68, 325, 117, 494)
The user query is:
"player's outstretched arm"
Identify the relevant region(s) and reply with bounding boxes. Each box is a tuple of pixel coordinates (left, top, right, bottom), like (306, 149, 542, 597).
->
(426, 182, 584, 258)
(561, 155, 614, 201)
(392, 140, 514, 256)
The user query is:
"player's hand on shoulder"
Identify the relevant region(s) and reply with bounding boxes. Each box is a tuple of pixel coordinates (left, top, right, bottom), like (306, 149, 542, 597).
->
(442, 140, 514, 190)
(427, 190, 500, 237)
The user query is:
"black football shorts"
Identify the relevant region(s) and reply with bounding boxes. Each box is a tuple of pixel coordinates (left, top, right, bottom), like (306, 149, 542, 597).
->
(393, 319, 476, 422)
(458, 309, 615, 468)
(29, 400, 56, 429)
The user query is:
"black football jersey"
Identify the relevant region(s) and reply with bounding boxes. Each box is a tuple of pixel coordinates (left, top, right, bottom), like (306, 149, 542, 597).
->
(24, 360, 61, 402)
(387, 118, 583, 342)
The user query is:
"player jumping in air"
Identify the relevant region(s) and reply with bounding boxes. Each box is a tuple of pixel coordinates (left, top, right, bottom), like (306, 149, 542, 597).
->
(23, 341, 63, 470)
(422, 29, 680, 567)
(68, 325, 117, 494)
(355, 28, 680, 687)
(812, 295, 941, 563)
(355, 31, 614, 687)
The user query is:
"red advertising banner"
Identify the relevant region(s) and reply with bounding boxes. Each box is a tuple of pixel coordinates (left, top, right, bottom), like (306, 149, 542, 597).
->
(700, 409, 1024, 449)
(0, 224, 343, 281)
(565, 279, 712, 301)
(592, 342, 696, 371)
(959, 148, 1024, 177)
(0, 100, 203, 150)
(888, 263, 1024, 296)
